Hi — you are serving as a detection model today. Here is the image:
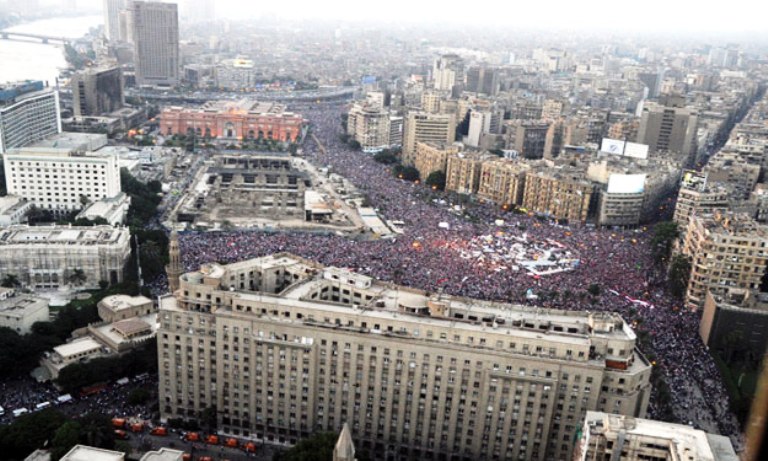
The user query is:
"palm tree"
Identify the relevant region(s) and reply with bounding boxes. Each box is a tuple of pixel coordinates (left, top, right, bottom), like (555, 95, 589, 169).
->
(1, 273, 20, 288)
(68, 268, 87, 286)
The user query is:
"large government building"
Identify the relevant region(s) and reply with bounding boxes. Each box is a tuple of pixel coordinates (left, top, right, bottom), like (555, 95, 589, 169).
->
(0, 225, 131, 289)
(158, 254, 652, 461)
(0, 80, 61, 153)
(160, 100, 304, 143)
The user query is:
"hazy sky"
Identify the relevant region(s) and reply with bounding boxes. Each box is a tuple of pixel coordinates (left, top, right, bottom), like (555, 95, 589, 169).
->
(209, 0, 768, 33)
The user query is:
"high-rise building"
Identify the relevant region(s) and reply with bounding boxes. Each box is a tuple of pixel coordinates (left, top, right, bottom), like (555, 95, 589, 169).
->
(132, 1, 180, 87)
(432, 54, 464, 92)
(402, 111, 456, 166)
(0, 80, 61, 154)
(477, 158, 531, 207)
(681, 212, 768, 309)
(504, 120, 551, 159)
(574, 411, 738, 461)
(700, 288, 768, 361)
(522, 168, 595, 224)
(166, 230, 183, 293)
(158, 254, 652, 461)
(347, 103, 392, 153)
(637, 100, 698, 161)
(412, 142, 460, 182)
(445, 152, 492, 195)
(3, 133, 121, 216)
(673, 182, 730, 228)
(464, 66, 499, 96)
(71, 66, 125, 116)
(103, 0, 126, 42)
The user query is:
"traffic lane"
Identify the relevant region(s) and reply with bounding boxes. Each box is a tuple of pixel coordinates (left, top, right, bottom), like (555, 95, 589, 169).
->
(131, 433, 276, 461)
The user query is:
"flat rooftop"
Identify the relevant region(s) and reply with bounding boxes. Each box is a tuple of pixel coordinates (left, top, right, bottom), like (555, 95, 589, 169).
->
(0, 225, 128, 245)
(100, 294, 152, 311)
(19, 132, 108, 152)
(54, 337, 102, 358)
(0, 295, 47, 316)
(60, 445, 124, 461)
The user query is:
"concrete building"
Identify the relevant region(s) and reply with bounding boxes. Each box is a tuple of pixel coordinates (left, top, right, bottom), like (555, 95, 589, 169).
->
(347, 103, 392, 153)
(71, 66, 124, 117)
(432, 54, 464, 92)
(161, 100, 303, 143)
(477, 158, 531, 207)
(637, 101, 698, 161)
(402, 112, 456, 166)
(574, 411, 738, 461)
(505, 120, 551, 159)
(103, 0, 127, 42)
(59, 445, 183, 461)
(598, 190, 645, 228)
(420, 90, 443, 114)
(0, 195, 33, 226)
(214, 58, 257, 91)
(4, 133, 122, 216)
(158, 253, 651, 461)
(445, 152, 493, 195)
(0, 293, 49, 334)
(0, 80, 61, 154)
(466, 111, 501, 148)
(522, 169, 595, 224)
(98, 294, 154, 323)
(700, 289, 768, 360)
(0, 225, 131, 289)
(464, 66, 498, 96)
(75, 192, 131, 226)
(681, 212, 768, 309)
(132, 1, 180, 87)
(673, 183, 731, 228)
(703, 151, 760, 200)
(41, 337, 107, 380)
(412, 142, 461, 182)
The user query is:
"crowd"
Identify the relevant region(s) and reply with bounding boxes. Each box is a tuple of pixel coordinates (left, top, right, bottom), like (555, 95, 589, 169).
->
(164, 104, 743, 445)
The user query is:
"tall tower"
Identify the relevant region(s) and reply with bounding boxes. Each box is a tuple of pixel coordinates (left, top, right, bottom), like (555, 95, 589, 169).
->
(166, 230, 183, 293)
(132, 1, 180, 87)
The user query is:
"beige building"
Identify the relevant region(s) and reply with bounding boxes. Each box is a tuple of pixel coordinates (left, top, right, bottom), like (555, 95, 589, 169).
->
(402, 112, 456, 166)
(0, 225, 131, 290)
(347, 103, 393, 153)
(41, 337, 107, 380)
(412, 142, 461, 182)
(504, 120, 550, 159)
(700, 289, 768, 359)
(98, 294, 154, 323)
(637, 101, 698, 160)
(680, 212, 768, 308)
(158, 253, 652, 461)
(522, 169, 594, 224)
(420, 90, 444, 114)
(673, 184, 730, 228)
(598, 191, 645, 228)
(477, 158, 531, 207)
(0, 293, 49, 334)
(574, 411, 738, 461)
(445, 152, 492, 195)
(703, 151, 760, 200)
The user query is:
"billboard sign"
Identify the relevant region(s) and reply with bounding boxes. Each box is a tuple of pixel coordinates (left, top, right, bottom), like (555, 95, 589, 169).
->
(601, 138, 625, 155)
(623, 142, 649, 159)
(607, 174, 646, 194)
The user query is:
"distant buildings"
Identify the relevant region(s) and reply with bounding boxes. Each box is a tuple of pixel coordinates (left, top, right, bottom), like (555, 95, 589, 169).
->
(161, 100, 303, 142)
(70, 66, 124, 117)
(432, 54, 464, 92)
(0, 80, 61, 154)
(132, 1, 179, 87)
(574, 411, 738, 461)
(103, 0, 127, 42)
(3, 133, 122, 217)
(0, 225, 131, 289)
(159, 253, 651, 461)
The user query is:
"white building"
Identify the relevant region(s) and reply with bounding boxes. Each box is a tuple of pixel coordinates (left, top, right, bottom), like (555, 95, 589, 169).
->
(41, 337, 107, 380)
(76, 192, 131, 226)
(0, 195, 33, 226)
(575, 411, 739, 461)
(0, 293, 49, 334)
(4, 133, 121, 216)
(0, 225, 131, 290)
(0, 81, 61, 154)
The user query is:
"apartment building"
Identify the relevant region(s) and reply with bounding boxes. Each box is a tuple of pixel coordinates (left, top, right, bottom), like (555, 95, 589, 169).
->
(347, 103, 393, 153)
(3, 133, 121, 216)
(673, 183, 731, 228)
(413, 142, 461, 182)
(402, 112, 456, 166)
(158, 254, 652, 461)
(574, 411, 738, 461)
(522, 169, 595, 224)
(476, 158, 531, 207)
(680, 212, 768, 309)
(445, 152, 492, 195)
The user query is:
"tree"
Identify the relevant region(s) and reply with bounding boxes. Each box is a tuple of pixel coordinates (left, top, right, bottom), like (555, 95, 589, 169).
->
(0, 408, 68, 460)
(587, 283, 601, 296)
(425, 170, 446, 191)
(373, 151, 398, 165)
(667, 254, 691, 299)
(456, 109, 471, 140)
(1, 273, 20, 288)
(392, 165, 420, 182)
(651, 221, 679, 263)
(68, 268, 87, 287)
(273, 432, 338, 461)
(128, 388, 150, 405)
(200, 405, 218, 433)
(51, 421, 83, 461)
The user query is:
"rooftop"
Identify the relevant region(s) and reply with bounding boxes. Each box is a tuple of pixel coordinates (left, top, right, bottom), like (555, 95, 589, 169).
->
(0, 295, 47, 317)
(99, 294, 152, 312)
(53, 337, 102, 359)
(0, 225, 129, 246)
(60, 445, 124, 461)
(139, 448, 184, 461)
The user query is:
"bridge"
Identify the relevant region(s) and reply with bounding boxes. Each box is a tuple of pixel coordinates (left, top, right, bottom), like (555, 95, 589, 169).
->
(0, 31, 71, 45)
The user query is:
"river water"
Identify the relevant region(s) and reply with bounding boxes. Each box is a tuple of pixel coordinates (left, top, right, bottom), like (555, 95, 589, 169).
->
(0, 15, 102, 85)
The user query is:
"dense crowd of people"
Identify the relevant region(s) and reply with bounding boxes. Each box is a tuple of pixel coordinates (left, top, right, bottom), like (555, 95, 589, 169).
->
(170, 104, 743, 447)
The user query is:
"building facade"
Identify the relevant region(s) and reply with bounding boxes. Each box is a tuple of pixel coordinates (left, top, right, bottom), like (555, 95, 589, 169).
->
(71, 66, 124, 117)
(4, 134, 122, 216)
(132, 1, 179, 87)
(477, 158, 530, 207)
(0, 293, 49, 334)
(598, 191, 644, 227)
(103, 0, 127, 42)
(680, 212, 768, 309)
(402, 112, 456, 166)
(0, 81, 61, 154)
(522, 170, 594, 224)
(413, 142, 460, 182)
(0, 225, 131, 289)
(158, 254, 652, 461)
(445, 152, 491, 195)
(637, 102, 698, 160)
(700, 289, 768, 360)
(347, 103, 392, 153)
(161, 100, 303, 143)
